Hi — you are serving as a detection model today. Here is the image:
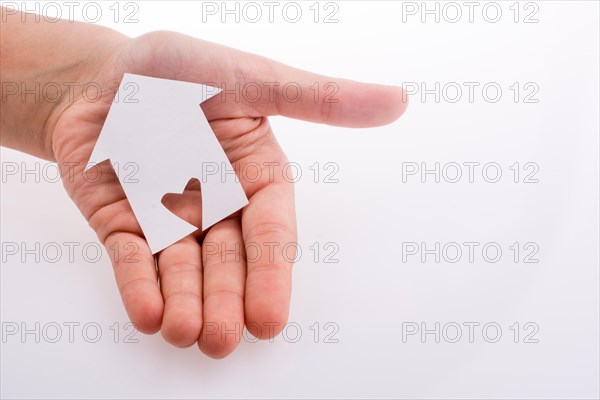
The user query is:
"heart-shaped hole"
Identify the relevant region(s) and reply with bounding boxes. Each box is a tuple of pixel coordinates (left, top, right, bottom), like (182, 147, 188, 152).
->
(161, 178, 203, 229)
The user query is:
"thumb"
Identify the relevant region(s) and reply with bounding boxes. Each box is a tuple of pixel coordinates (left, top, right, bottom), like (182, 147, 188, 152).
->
(252, 58, 409, 128)
(143, 32, 408, 128)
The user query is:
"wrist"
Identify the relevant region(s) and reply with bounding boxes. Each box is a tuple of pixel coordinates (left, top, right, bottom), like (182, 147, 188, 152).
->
(0, 8, 129, 160)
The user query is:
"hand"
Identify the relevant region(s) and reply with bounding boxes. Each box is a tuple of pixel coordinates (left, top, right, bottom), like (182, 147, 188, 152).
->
(4, 25, 407, 357)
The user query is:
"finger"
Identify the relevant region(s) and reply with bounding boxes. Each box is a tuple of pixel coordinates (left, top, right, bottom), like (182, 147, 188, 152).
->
(199, 217, 246, 359)
(242, 182, 296, 340)
(105, 232, 163, 334)
(242, 58, 408, 128)
(205, 50, 408, 128)
(157, 236, 203, 347)
(134, 32, 408, 127)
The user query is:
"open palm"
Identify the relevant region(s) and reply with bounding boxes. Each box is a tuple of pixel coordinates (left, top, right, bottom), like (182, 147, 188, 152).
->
(50, 31, 407, 358)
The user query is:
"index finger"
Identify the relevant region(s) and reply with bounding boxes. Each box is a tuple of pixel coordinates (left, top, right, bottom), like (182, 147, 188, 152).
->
(242, 181, 296, 340)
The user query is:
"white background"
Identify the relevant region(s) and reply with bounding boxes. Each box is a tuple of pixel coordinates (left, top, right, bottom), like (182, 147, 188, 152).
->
(1, 1, 599, 398)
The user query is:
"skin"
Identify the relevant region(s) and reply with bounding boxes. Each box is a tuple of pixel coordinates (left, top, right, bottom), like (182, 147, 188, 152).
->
(1, 10, 407, 358)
